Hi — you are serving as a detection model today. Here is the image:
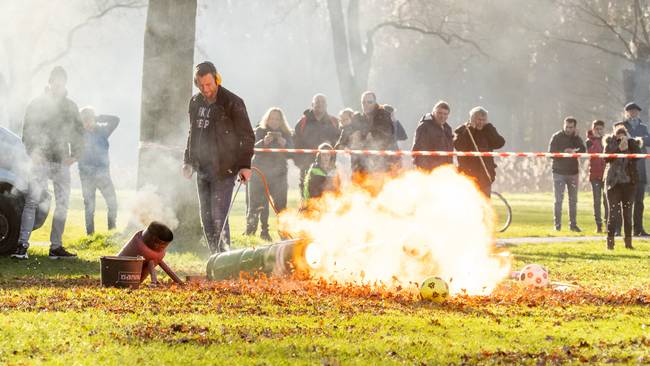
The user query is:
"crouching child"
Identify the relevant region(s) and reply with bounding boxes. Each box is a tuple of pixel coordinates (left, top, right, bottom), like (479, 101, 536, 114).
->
(117, 221, 183, 285)
(303, 143, 340, 201)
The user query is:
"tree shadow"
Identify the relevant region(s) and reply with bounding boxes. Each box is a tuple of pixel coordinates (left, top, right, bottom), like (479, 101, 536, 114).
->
(0, 252, 100, 287)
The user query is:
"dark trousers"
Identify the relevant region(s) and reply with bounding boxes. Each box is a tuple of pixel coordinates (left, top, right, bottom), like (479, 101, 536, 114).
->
(197, 173, 236, 254)
(607, 183, 635, 238)
(633, 183, 646, 233)
(246, 171, 288, 234)
(590, 180, 608, 227)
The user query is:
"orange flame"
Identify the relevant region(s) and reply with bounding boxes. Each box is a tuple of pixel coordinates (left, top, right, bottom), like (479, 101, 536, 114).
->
(281, 166, 511, 295)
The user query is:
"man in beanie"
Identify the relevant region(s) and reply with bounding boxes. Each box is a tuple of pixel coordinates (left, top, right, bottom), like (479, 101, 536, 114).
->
(183, 61, 255, 254)
(15, 66, 83, 259)
(614, 102, 650, 236)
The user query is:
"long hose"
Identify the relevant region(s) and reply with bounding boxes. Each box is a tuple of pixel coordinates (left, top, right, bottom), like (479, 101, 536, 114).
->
(250, 166, 294, 240)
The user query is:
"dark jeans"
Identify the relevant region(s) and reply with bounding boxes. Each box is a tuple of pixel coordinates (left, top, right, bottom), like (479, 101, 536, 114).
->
(607, 183, 635, 238)
(633, 183, 646, 233)
(553, 173, 579, 228)
(79, 167, 117, 235)
(590, 180, 608, 227)
(246, 171, 288, 234)
(197, 173, 236, 254)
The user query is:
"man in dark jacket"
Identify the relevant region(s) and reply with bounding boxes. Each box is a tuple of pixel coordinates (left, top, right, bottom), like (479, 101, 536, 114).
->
(183, 62, 255, 254)
(78, 107, 119, 235)
(614, 102, 650, 236)
(586, 120, 607, 233)
(20, 66, 83, 259)
(412, 101, 454, 171)
(548, 117, 587, 232)
(293, 94, 340, 195)
(336, 91, 394, 175)
(453, 106, 505, 197)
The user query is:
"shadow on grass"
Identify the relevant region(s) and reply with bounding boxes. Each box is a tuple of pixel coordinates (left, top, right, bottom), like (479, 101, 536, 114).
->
(0, 252, 100, 285)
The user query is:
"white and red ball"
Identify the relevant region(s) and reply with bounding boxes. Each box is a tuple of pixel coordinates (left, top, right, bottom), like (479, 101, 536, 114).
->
(519, 264, 549, 288)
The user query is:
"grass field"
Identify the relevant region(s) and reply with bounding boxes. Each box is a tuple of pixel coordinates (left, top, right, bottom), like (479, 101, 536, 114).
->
(0, 188, 649, 365)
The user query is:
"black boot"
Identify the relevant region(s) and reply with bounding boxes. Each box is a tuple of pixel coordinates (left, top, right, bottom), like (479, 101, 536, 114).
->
(596, 224, 603, 233)
(606, 237, 615, 250)
(260, 230, 272, 242)
(624, 237, 634, 249)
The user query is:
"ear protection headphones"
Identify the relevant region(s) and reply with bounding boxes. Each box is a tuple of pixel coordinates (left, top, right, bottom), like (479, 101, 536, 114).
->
(194, 61, 222, 87)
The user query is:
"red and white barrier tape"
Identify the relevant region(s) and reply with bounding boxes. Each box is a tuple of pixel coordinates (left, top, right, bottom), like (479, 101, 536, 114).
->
(139, 142, 650, 159)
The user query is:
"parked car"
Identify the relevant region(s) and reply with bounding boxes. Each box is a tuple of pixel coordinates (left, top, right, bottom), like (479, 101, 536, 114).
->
(0, 126, 50, 255)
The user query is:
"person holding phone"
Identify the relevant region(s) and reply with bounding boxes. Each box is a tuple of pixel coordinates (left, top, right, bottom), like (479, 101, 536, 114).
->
(548, 117, 587, 232)
(245, 107, 293, 241)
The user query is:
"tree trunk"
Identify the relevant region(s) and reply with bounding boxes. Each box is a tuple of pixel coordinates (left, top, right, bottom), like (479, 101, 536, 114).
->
(326, 0, 371, 108)
(137, 0, 199, 242)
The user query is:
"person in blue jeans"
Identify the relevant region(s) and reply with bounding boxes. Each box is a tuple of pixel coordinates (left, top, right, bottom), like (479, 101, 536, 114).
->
(78, 107, 119, 235)
(548, 117, 587, 232)
(182, 62, 255, 254)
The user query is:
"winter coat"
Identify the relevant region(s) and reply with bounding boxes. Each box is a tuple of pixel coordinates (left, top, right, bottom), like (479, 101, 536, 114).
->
(79, 115, 120, 171)
(335, 107, 395, 173)
(614, 119, 650, 183)
(22, 88, 84, 163)
(453, 123, 505, 182)
(292, 110, 340, 170)
(303, 162, 339, 200)
(184, 86, 255, 179)
(603, 135, 642, 189)
(585, 129, 605, 182)
(252, 126, 293, 176)
(548, 130, 587, 175)
(411, 113, 454, 171)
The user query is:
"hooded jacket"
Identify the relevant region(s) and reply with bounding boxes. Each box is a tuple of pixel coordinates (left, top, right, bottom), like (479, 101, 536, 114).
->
(184, 86, 255, 178)
(412, 113, 454, 171)
(585, 129, 605, 181)
(614, 119, 650, 183)
(603, 134, 642, 189)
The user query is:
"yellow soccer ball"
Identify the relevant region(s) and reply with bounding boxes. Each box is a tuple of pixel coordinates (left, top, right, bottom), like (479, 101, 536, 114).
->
(420, 276, 449, 303)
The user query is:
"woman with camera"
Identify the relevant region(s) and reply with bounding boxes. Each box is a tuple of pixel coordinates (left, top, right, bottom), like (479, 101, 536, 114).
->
(604, 126, 642, 250)
(245, 107, 293, 241)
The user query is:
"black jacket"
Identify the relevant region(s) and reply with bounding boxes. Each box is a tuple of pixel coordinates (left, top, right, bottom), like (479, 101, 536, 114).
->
(184, 87, 255, 178)
(292, 110, 340, 170)
(252, 126, 293, 176)
(603, 135, 641, 189)
(22, 88, 84, 163)
(336, 107, 395, 173)
(614, 120, 650, 183)
(412, 113, 454, 171)
(453, 123, 505, 182)
(548, 130, 587, 175)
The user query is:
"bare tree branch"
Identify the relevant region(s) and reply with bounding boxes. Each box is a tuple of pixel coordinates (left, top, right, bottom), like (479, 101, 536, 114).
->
(368, 20, 488, 58)
(32, 1, 146, 74)
(548, 34, 631, 60)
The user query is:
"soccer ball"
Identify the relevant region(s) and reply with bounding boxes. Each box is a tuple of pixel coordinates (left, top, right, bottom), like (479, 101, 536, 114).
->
(519, 264, 549, 288)
(420, 277, 449, 303)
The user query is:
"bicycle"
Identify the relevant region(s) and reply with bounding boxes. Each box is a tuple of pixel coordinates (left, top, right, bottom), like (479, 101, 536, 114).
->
(492, 191, 512, 233)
